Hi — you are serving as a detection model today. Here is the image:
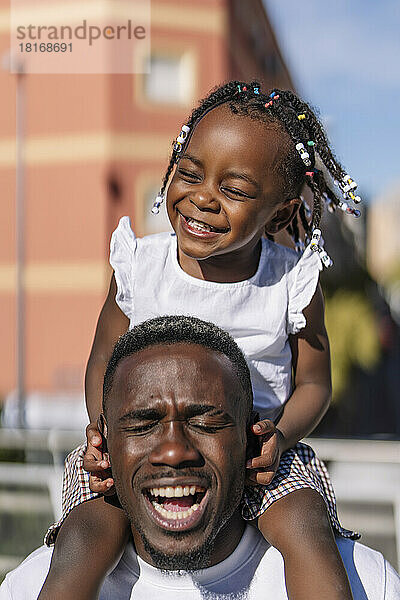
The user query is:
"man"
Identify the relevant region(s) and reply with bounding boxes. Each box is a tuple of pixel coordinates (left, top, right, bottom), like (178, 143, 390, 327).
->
(1, 316, 399, 599)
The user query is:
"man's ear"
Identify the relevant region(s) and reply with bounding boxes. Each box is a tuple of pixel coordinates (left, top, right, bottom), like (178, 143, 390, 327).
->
(265, 198, 301, 234)
(246, 411, 260, 462)
(97, 413, 108, 450)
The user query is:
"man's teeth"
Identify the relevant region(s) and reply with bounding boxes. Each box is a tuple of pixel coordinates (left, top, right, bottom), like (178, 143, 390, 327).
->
(152, 502, 200, 520)
(149, 485, 204, 498)
(147, 485, 205, 521)
(186, 217, 213, 232)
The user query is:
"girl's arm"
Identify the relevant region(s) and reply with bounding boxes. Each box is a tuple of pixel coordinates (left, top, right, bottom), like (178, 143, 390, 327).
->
(84, 273, 129, 489)
(85, 273, 129, 422)
(247, 284, 331, 483)
(277, 282, 331, 452)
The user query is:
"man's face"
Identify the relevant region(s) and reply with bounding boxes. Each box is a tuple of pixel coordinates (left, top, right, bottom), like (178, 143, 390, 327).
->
(105, 343, 249, 569)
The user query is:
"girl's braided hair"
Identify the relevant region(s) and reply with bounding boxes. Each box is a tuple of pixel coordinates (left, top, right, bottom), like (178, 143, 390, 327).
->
(156, 80, 360, 253)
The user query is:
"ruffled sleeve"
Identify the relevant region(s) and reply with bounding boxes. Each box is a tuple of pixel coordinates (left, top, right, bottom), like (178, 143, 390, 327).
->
(287, 244, 322, 335)
(109, 216, 137, 321)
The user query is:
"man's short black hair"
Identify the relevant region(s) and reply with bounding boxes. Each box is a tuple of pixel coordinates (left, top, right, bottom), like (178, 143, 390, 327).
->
(103, 315, 253, 421)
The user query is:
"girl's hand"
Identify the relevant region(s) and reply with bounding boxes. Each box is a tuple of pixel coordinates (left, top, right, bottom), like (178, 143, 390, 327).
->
(246, 419, 285, 486)
(83, 422, 115, 495)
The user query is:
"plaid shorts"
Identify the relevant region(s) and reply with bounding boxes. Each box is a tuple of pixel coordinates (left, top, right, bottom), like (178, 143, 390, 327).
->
(45, 441, 359, 546)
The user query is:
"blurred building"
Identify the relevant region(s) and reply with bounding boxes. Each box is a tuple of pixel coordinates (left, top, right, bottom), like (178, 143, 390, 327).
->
(368, 184, 400, 279)
(0, 0, 293, 402)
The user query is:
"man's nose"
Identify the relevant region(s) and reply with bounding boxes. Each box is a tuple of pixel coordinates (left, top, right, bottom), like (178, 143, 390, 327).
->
(148, 421, 203, 468)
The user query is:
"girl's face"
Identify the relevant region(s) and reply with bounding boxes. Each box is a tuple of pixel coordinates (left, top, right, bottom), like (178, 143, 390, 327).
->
(167, 105, 299, 267)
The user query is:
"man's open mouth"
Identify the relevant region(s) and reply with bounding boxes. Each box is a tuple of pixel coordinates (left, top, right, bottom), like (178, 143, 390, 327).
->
(180, 213, 229, 235)
(143, 484, 209, 530)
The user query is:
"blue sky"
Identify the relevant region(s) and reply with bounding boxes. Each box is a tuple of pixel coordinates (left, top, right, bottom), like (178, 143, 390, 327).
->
(263, 0, 400, 202)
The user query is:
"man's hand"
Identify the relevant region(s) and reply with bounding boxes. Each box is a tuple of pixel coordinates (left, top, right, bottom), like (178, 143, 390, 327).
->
(246, 420, 285, 486)
(83, 422, 115, 494)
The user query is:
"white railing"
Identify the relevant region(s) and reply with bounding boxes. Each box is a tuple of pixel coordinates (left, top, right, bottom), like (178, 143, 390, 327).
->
(0, 431, 399, 568)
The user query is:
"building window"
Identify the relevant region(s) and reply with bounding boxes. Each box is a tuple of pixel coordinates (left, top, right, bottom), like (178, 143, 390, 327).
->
(144, 53, 193, 105)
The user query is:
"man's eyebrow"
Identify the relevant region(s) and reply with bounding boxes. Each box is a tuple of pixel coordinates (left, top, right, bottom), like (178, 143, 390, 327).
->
(184, 403, 221, 416)
(118, 408, 160, 424)
(118, 404, 229, 422)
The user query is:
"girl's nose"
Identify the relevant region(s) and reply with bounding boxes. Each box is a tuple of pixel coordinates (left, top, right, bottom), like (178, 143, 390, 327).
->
(148, 421, 203, 468)
(190, 188, 220, 212)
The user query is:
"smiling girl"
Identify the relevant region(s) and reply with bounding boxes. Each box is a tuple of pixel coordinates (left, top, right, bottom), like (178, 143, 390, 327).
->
(40, 81, 361, 600)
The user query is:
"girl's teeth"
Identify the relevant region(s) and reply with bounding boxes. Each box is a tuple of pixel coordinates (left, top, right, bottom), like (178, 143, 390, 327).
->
(187, 218, 212, 232)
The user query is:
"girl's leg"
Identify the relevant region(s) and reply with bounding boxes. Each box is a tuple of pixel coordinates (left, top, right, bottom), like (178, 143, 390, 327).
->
(38, 497, 130, 600)
(257, 488, 353, 600)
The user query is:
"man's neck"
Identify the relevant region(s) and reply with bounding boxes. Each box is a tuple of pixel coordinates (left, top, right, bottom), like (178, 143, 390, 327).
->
(204, 510, 246, 567)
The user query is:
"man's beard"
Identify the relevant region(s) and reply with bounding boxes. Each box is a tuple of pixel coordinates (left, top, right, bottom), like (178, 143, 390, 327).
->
(141, 529, 215, 571)
(131, 478, 244, 572)
(115, 468, 245, 572)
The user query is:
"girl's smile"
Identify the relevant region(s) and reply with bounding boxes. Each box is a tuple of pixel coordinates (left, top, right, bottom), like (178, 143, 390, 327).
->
(166, 105, 300, 282)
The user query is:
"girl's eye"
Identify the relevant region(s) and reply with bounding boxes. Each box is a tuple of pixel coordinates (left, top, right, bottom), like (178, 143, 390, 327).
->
(221, 187, 250, 199)
(178, 169, 200, 181)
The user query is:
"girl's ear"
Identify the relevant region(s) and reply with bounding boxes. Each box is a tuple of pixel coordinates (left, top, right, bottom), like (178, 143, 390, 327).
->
(265, 198, 301, 234)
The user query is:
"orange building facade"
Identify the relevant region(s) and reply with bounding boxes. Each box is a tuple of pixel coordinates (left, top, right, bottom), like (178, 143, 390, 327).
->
(0, 0, 293, 401)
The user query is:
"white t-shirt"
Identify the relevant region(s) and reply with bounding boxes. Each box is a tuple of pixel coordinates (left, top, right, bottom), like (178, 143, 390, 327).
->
(1, 526, 399, 599)
(110, 217, 322, 420)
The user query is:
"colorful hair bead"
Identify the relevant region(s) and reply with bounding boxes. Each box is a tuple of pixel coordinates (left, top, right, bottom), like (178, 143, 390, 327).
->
(151, 193, 165, 215)
(237, 84, 242, 93)
(242, 86, 247, 91)
(319, 249, 333, 268)
(305, 171, 314, 177)
(297, 114, 306, 121)
(348, 191, 362, 204)
(335, 174, 361, 203)
(307, 141, 315, 147)
(265, 92, 280, 109)
(338, 201, 361, 218)
(253, 86, 260, 95)
(310, 228, 322, 251)
(337, 201, 350, 214)
(295, 142, 312, 167)
(174, 124, 191, 152)
(342, 174, 358, 192)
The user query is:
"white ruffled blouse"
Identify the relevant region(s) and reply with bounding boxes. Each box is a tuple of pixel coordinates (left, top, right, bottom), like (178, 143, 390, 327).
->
(110, 217, 322, 420)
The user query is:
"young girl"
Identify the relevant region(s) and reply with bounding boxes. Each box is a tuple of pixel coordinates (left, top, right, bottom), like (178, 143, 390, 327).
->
(40, 81, 362, 600)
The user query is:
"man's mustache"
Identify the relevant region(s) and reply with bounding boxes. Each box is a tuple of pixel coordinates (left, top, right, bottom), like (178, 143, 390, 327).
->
(135, 469, 213, 487)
